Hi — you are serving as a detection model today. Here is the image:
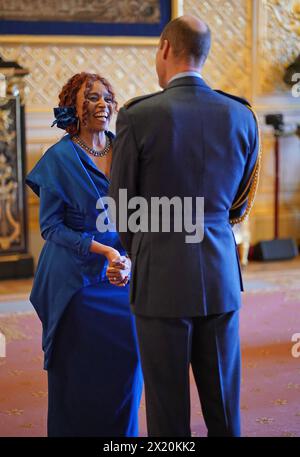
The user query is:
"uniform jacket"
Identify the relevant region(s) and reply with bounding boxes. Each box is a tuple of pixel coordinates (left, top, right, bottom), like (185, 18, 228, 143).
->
(109, 77, 259, 317)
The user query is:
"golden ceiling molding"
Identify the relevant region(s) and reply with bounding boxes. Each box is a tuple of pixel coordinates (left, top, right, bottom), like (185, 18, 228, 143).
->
(0, 35, 159, 46)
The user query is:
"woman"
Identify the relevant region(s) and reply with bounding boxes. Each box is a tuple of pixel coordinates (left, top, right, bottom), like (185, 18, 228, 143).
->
(26, 72, 143, 437)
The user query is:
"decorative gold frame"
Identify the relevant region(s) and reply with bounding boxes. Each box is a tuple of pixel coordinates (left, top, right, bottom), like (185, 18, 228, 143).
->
(0, 0, 183, 45)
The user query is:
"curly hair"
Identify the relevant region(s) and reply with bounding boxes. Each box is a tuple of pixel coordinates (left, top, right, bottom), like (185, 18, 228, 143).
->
(58, 72, 118, 135)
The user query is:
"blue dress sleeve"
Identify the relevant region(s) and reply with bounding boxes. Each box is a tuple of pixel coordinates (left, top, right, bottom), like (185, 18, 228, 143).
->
(39, 187, 94, 257)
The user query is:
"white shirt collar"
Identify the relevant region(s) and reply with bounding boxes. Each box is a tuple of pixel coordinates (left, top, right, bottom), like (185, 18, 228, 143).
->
(168, 71, 202, 84)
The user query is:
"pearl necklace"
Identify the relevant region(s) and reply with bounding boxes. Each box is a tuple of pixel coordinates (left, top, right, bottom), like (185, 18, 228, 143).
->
(73, 134, 111, 157)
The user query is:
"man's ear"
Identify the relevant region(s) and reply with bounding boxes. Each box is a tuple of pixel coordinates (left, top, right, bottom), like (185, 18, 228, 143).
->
(162, 39, 170, 60)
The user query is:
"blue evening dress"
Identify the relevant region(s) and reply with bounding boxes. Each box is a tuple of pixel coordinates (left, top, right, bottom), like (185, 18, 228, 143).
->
(26, 133, 143, 437)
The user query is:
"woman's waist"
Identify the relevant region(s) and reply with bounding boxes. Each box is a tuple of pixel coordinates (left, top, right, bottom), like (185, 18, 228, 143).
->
(64, 206, 108, 232)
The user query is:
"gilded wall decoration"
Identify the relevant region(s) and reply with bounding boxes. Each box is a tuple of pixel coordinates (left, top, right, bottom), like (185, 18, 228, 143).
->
(0, 45, 159, 111)
(184, 0, 253, 99)
(258, 0, 300, 94)
(0, 0, 254, 111)
(0, 1, 298, 109)
(0, 0, 299, 244)
(0, 97, 22, 252)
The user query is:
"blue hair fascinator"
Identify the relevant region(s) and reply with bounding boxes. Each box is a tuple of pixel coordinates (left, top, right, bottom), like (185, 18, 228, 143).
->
(51, 106, 77, 130)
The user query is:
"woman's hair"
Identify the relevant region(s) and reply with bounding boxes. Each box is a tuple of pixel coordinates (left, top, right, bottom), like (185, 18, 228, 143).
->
(58, 72, 118, 135)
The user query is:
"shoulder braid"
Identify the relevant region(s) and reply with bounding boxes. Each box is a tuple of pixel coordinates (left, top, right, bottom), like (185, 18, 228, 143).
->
(229, 105, 262, 225)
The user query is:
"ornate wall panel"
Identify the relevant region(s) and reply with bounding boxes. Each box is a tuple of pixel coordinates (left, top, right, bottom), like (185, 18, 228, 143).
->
(257, 0, 300, 95)
(252, 1, 300, 243)
(0, 1, 298, 109)
(0, 45, 159, 111)
(0, 96, 24, 253)
(184, 0, 253, 100)
(0, 0, 299, 247)
(0, 0, 254, 111)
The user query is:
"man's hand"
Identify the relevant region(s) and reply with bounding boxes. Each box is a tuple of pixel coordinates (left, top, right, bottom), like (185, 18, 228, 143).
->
(106, 256, 131, 287)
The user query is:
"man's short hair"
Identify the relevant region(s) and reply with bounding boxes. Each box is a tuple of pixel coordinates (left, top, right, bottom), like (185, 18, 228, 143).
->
(160, 17, 211, 65)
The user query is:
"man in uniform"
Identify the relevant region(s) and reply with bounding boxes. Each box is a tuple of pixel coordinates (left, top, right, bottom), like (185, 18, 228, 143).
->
(109, 15, 260, 437)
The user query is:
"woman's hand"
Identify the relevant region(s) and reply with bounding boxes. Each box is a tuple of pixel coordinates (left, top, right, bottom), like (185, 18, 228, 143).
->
(105, 247, 122, 265)
(89, 241, 129, 287)
(106, 256, 131, 287)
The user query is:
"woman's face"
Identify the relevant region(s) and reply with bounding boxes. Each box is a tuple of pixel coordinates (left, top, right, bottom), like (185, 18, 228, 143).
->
(76, 79, 113, 132)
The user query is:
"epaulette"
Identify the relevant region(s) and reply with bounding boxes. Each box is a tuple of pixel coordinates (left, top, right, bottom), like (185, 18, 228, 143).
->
(214, 89, 251, 107)
(124, 91, 162, 109)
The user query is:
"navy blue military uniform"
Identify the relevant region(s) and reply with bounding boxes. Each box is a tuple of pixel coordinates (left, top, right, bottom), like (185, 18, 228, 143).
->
(109, 76, 259, 437)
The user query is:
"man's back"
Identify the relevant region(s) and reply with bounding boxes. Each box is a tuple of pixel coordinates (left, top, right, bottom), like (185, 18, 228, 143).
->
(110, 76, 259, 317)
(128, 77, 257, 212)
(109, 14, 259, 437)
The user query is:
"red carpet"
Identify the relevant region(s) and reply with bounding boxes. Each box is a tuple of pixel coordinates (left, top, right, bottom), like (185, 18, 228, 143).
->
(0, 268, 300, 437)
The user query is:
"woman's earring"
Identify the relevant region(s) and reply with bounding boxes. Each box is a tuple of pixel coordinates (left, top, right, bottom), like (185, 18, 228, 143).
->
(76, 117, 80, 132)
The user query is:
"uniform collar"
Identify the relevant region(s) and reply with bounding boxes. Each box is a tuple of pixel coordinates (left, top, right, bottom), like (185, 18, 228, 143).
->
(168, 71, 202, 84)
(166, 75, 211, 91)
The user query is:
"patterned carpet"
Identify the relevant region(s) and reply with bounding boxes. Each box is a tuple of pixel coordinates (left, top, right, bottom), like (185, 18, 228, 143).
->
(0, 266, 300, 437)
